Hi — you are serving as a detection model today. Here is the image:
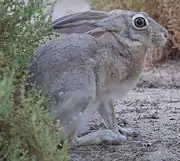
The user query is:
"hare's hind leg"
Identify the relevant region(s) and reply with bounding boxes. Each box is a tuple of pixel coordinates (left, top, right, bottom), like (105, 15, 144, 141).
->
(98, 99, 138, 139)
(60, 91, 128, 146)
(58, 94, 126, 146)
(71, 100, 127, 146)
(53, 67, 130, 146)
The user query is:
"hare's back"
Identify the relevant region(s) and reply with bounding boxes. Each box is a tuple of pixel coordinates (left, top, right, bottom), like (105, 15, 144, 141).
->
(32, 33, 98, 64)
(27, 33, 98, 94)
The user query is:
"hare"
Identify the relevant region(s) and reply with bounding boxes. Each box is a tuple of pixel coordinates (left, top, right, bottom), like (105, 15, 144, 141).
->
(27, 9, 168, 146)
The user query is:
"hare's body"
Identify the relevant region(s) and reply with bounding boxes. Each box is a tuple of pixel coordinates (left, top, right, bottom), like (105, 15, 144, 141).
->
(28, 10, 168, 145)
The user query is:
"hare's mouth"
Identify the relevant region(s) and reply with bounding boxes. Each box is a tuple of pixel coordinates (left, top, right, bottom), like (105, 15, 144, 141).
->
(152, 35, 168, 48)
(157, 38, 168, 48)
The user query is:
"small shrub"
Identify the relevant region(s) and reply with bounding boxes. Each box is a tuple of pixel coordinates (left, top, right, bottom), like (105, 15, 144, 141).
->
(0, 0, 67, 161)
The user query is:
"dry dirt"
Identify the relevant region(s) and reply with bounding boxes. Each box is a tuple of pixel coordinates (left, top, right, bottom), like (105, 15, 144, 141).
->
(68, 61, 180, 161)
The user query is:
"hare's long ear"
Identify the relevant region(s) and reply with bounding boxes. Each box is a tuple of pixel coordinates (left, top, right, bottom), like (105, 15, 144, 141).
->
(51, 11, 110, 34)
(89, 15, 126, 32)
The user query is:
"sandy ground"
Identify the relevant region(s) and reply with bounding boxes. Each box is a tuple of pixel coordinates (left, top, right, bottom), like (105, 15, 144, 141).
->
(68, 61, 180, 161)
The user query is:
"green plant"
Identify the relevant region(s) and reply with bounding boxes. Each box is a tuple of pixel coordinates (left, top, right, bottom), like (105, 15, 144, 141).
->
(0, 0, 67, 160)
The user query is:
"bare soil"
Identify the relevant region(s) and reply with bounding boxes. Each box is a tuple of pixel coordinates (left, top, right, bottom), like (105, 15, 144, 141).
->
(68, 61, 180, 161)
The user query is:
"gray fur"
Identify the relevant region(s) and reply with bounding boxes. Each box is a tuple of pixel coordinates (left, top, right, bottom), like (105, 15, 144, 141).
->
(27, 9, 168, 146)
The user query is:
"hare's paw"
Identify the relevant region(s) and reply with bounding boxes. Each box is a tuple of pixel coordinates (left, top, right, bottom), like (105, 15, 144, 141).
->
(71, 129, 127, 146)
(100, 129, 127, 144)
(118, 126, 138, 138)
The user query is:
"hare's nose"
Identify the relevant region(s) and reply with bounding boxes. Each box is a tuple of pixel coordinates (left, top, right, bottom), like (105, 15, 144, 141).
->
(163, 29, 168, 39)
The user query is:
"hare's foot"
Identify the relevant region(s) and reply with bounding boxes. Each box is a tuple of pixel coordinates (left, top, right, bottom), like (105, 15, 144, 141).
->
(98, 99, 138, 139)
(72, 129, 127, 146)
(117, 126, 138, 138)
(66, 98, 127, 146)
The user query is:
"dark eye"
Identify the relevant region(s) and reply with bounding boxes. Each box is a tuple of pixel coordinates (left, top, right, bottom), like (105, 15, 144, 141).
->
(134, 17, 146, 28)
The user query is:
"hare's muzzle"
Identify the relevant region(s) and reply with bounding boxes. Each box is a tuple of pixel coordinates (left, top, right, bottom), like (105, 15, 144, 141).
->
(163, 29, 168, 39)
(155, 27, 169, 47)
(162, 27, 168, 43)
(161, 27, 168, 42)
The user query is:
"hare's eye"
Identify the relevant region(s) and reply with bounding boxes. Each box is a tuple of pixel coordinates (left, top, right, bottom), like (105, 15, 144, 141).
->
(134, 17, 146, 28)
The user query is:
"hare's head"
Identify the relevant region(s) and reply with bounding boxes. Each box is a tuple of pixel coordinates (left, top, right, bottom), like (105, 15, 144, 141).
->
(51, 9, 168, 49)
(89, 10, 168, 48)
(121, 11, 168, 48)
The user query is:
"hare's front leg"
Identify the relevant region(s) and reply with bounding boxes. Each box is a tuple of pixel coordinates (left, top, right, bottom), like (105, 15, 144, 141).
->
(98, 99, 138, 139)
